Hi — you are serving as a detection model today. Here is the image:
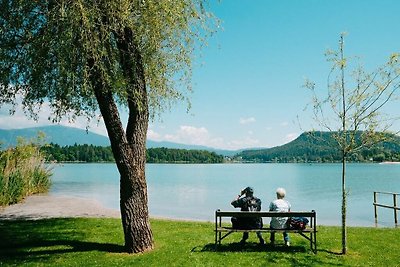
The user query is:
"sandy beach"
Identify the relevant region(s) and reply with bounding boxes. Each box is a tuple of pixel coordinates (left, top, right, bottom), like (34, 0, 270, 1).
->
(0, 194, 120, 220)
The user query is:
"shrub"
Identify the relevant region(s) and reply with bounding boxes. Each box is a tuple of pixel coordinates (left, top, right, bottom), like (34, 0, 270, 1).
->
(0, 138, 52, 206)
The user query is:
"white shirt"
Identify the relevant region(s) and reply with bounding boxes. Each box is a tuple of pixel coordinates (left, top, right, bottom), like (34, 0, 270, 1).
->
(269, 198, 291, 229)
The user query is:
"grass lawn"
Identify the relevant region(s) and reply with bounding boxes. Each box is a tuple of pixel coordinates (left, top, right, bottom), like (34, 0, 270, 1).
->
(0, 218, 399, 266)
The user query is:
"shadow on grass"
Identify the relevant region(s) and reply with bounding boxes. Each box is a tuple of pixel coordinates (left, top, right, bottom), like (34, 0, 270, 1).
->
(0, 218, 125, 264)
(193, 242, 307, 253)
(193, 243, 345, 266)
(0, 240, 125, 256)
(318, 249, 343, 255)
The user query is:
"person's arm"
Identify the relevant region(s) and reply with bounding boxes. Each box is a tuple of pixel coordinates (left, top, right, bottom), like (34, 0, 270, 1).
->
(231, 194, 243, 208)
(256, 198, 262, 211)
(269, 201, 275, 211)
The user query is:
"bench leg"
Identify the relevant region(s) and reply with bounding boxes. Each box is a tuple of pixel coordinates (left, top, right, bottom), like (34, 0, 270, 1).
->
(309, 232, 317, 254)
(215, 231, 218, 250)
(214, 231, 222, 250)
(314, 232, 317, 254)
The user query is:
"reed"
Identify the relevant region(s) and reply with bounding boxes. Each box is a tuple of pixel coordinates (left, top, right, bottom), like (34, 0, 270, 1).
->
(0, 139, 51, 206)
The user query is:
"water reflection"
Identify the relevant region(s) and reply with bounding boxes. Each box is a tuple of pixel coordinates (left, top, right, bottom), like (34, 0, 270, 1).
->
(49, 163, 400, 227)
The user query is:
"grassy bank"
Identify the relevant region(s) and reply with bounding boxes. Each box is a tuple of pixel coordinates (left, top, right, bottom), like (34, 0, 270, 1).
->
(0, 218, 399, 266)
(0, 140, 51, 206)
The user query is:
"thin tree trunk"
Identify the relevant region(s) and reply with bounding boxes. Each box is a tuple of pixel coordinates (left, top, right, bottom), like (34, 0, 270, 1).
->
(341, 152, 347, 255)
(339, 34, 347, 255)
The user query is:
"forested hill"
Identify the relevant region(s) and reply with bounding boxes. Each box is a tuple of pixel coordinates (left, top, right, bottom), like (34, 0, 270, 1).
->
(236, 131, 400, 163)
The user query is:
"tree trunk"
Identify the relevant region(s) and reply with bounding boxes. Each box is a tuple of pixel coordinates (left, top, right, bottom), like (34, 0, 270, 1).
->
(89, 26, 154, 252)
(93, 85, 154, 253)
(339, 35, 347, 255)
(341, 152, 347, 255)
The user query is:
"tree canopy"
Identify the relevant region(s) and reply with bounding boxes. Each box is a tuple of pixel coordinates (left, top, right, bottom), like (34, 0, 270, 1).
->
(0, 0, 215, 121)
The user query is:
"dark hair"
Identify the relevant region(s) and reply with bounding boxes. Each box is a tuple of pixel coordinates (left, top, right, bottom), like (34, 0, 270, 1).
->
(243, 187, 254, 195)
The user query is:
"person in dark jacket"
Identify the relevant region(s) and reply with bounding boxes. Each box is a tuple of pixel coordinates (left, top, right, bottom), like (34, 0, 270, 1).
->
(231, 186, 265, 245)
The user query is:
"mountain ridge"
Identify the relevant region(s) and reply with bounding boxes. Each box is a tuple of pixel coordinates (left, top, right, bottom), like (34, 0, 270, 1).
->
(237, 131, 400, 162)
(2, 126, 399, 162)
(0, 125, 239, 156)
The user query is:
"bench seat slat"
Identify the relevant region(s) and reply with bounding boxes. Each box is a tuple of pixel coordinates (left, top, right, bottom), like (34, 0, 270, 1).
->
(216, 211, 315, 217)
(216, 227, 313, 233)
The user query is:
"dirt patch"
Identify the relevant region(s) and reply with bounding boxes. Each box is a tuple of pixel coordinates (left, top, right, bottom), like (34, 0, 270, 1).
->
(0, 194, 120, 220)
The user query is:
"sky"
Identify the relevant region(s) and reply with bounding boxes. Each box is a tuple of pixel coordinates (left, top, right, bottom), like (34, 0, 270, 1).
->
(1, 0, 400, 150)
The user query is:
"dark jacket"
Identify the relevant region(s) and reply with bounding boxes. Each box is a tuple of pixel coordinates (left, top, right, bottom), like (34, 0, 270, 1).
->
(231, 196, 263, 229)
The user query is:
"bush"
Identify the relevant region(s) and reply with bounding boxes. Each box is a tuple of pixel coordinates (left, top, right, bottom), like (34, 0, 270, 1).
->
(0, 139, 52, 206)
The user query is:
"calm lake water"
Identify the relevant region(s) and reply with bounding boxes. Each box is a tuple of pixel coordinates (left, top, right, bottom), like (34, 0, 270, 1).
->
(49, 163, 400, 227)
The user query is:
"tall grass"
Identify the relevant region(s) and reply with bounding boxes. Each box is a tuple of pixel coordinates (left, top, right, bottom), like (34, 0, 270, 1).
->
(0, 138, 52, 206)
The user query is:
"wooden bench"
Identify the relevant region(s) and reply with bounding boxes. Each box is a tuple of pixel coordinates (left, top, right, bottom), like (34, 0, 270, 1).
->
(215, 210, 317, 253)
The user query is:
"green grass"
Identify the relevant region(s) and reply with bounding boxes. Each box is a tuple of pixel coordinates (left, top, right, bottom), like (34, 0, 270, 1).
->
(0, 218, 399, 266)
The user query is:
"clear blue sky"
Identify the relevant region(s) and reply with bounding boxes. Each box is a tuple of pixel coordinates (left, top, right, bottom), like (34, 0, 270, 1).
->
(1, 0, 400, 150)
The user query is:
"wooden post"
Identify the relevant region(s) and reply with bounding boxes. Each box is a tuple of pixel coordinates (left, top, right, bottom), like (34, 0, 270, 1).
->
(394, 194, 398, 225)
(374, 192, 400, 226)
(374, 192, 378, 225)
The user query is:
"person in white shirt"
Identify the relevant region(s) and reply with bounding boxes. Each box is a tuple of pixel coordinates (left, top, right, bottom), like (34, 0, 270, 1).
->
(269, 187, 291, 246)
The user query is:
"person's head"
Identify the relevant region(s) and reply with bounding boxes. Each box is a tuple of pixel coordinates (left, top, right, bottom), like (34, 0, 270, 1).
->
(242, 186, 254, 197)
(276, 187, 286, 199)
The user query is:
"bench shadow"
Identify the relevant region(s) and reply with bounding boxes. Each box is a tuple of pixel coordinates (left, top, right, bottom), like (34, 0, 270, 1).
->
(193, 242, 307, 253)
(318, 249, 343, 255)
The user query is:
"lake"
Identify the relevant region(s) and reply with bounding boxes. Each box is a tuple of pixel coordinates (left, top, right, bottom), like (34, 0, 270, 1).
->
(49, 163, 400, 227)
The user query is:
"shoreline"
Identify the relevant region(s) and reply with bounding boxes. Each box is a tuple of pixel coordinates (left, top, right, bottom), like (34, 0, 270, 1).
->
(0, 194, 209, 223)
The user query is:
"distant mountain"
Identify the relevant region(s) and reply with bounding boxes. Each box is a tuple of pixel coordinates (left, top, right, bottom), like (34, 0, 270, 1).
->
(0, 125, 238, 156)
(237, 131, 400, 163)
(0, 126, 110, 147)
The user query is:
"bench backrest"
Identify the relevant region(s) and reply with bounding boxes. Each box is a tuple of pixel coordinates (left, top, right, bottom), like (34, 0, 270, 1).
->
(216, 210, 316, 218)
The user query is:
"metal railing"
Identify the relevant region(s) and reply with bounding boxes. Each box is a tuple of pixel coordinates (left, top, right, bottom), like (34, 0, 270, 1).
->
(373, 191, 399, 226)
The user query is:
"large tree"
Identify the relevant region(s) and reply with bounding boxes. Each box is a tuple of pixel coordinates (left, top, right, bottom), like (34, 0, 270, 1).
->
(305, 33, 400, 254)
(0, 0, 215, 253)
